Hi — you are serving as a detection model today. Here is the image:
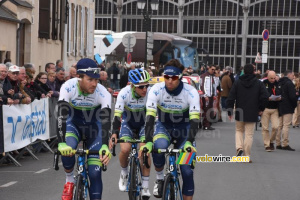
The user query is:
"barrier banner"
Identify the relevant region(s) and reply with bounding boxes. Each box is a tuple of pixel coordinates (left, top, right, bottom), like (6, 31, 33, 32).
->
(3, 99, 50, 152)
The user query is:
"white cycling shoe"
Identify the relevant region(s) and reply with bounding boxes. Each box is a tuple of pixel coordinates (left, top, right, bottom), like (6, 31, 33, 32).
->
(141, 187, 151, 200)
(118, 172, 128, 192)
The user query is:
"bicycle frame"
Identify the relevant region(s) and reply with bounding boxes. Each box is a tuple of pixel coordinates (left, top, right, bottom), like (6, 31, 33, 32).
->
(165, 152, 183, 200)
(126, 142, 142, 195)
(76, 152, 89, 199)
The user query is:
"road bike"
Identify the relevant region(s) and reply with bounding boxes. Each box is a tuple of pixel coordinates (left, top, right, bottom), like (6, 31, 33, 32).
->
(54, 140, 107, 200)
(112, 137, 149, 200)
(153, 143, 194, 200)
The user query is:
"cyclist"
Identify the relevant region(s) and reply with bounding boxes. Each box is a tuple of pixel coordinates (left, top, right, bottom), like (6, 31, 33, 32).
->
(109, 68, 152, 199)
(140, 59, 200, 200)
(57, 58, 112, 200)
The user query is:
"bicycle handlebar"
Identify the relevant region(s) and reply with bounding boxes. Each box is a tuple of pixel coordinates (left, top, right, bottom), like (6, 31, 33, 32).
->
(53, 149, 108, 171)
(152, 147, 192, 154)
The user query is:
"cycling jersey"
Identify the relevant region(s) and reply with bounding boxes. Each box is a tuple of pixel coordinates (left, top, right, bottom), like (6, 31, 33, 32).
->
(59, 78, 111, 124)
(146, 82, 200, 125)
(113, 85, 149, 139)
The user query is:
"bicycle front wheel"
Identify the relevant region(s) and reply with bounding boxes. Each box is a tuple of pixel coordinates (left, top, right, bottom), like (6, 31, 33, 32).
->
(128, 158, 139, 200)
(162, 173, 181, 200)
(74, 174, 84, 200)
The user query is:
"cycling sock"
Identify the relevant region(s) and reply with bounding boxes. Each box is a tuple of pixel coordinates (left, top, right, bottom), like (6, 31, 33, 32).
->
(65, 170, 75, 183)
(121, 167, 128, 176)
(142, 176, 149, 188)
(156, 170, 164, 180)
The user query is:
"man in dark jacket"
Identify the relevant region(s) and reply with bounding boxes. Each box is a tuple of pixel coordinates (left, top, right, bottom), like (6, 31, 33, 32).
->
(276, 70, 297, 151)
(110, 63, 120, 89)
(227, 64, 268, 162)
(261, 71, 280, 152)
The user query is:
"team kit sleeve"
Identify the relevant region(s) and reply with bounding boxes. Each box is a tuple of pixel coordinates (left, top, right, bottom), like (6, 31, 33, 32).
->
(187, 87, 201, 142)
(112, 88, 127, 137)
(145, 84, 160, 143)
(97, 84, 112, 146)
(57, 81, 72, 143)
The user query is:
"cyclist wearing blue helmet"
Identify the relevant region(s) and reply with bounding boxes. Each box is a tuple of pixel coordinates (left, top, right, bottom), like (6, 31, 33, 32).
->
(109, 68, 152, 199)
(57, 58, 112, 200)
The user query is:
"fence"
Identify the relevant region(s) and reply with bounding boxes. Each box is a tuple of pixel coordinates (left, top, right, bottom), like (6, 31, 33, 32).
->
(0, 98, 58, 166)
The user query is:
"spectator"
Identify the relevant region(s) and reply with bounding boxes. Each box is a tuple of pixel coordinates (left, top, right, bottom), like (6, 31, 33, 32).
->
(261, 71, 281, 152)
(200, 65, 218, 130)
(34, 72, 52, 98)
(119, 67, 129, 89)
(56, 59, 63, 69)
(182, 67, 189, 76)
(110, 63, 120, 89)
(55, 68, 65, 91)
(118, 64, 125, 77)
(99, 71, 113, 93)
(7, 65, 23, 104)
(46, 71, 59, 98)
(0, 63, 13, 105)
(235, 66, 244, 81)
(146, 68, 153, 77)
(292, 75, 300, 128)
(69, 66, 77, 79)
(187, 66, 194, 75)
(276, 70, 297, 151)
(227, 64, 268, 162)
(24, 63, 38, 100)
(24, 63, 36, 82)
(17, 67, 32, 104)
(45, 62, 56, 73)
(220, 66, 233, 110)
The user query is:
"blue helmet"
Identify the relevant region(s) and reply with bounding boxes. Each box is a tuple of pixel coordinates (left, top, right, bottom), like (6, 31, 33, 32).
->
(76, 58, 100, 79)
(128, 69, 150, 84)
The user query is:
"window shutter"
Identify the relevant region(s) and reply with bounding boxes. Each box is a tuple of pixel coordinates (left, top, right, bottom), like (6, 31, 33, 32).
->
(39, 0, 51, 39)
(52, 0, 58, 40)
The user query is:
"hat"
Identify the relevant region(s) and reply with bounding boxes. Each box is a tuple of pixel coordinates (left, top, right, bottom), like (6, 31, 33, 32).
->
(9, 65, 19, 72)
(225, 66, 232, 72)
(76, 58, 100, 79)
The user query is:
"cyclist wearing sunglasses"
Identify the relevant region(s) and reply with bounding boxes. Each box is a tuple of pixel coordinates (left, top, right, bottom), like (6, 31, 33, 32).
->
(109, 68, 152, 199)
(140, 59, 200, 200)
(57, 58, 112, 200)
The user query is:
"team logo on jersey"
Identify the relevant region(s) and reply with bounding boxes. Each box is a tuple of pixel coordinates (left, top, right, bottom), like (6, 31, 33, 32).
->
(121, 94, 127, 100)
(153, 90, 159, 96)
(65, 87, 71, 93)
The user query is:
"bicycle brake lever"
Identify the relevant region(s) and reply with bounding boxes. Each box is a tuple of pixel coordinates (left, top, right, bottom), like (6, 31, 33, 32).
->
(53, 151, 60, 171)
(102, 150, 107, 171)
(112, 138, 116, 157)
(143, 147, 150, 169)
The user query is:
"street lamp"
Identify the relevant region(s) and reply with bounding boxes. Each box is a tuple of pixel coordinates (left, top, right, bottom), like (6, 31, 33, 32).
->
(137, 0, 159, 68)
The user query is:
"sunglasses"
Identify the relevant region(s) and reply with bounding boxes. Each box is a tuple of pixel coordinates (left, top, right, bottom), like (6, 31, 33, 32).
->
(163, 74, 181, 81)
(77, 67, 100, 74)
(134, 84, 149, 89)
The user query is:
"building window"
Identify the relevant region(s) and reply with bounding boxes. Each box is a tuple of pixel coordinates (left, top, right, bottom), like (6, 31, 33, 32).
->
(39, 0, 51, 39)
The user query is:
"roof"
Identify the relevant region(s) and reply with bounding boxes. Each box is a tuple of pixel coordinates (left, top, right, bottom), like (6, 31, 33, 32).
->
(10, 0, 33, 8)
(0, 6, 20, 23)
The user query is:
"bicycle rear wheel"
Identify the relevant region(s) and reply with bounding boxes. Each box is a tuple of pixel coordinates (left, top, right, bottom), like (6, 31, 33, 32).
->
(162, 173, 181, 200)
(128, 158, 140, 200)
(74, 174, 84, 200)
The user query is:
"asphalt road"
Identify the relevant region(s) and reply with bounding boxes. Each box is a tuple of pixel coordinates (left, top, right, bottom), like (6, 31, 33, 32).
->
(1, 115, 300, 200)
